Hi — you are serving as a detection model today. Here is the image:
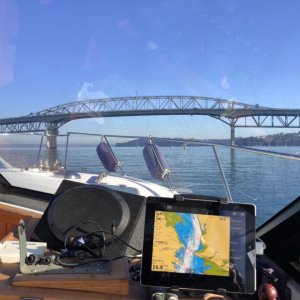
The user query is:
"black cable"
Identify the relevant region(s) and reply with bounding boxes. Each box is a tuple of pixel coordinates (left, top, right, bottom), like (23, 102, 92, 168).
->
(63, 220, 106, 257)
(65, 220, 106, 244)
(56, 254, 110, 267)
(54, 218, 145, 269)
(62, 220, 142, 262)
(111, 255, 141, 261)
(86, 229, 142, 254)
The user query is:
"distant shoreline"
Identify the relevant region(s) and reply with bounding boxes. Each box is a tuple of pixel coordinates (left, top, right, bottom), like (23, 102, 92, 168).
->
(115, 132, 300, 147)
(1, 131, 300, 147)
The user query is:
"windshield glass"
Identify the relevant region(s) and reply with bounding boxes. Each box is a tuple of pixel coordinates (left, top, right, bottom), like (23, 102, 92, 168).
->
(1, 0, 300, 227)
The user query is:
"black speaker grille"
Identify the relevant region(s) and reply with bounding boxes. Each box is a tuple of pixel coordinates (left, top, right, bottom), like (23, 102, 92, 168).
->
(47, 185, 130, 244)
(31, 181, 146, 258)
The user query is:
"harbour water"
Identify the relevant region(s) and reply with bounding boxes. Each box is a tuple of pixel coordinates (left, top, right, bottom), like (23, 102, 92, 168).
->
(1, 143, 300, 227)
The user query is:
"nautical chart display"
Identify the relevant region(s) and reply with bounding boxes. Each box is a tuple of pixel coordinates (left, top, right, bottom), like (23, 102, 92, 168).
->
(141, 196, 256, 294)
(151, 211, 230, 276)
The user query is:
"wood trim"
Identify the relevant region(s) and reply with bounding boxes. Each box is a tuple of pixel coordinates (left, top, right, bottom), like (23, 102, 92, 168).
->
(0, 202, 42, 241)
(13, 258, 129, 296)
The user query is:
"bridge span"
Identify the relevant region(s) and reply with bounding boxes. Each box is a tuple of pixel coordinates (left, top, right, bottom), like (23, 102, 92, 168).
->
(1, 96, 300, 148)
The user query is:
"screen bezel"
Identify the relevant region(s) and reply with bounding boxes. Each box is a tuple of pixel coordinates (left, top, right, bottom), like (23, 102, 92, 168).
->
(141, 196, 256, 294)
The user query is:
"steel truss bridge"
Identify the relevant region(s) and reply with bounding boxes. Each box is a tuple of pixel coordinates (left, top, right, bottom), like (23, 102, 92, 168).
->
(1, 96, 300, 146)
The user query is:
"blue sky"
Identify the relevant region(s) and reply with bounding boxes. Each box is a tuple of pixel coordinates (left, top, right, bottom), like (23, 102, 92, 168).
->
(1, 0, 300, 140)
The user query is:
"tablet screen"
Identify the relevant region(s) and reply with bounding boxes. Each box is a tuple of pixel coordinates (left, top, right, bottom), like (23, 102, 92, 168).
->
(152, 211, 230, 276)
(141, 196, 256, 294)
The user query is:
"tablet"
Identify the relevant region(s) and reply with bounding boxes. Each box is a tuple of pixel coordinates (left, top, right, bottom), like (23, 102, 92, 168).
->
(141, 196, 256, 294)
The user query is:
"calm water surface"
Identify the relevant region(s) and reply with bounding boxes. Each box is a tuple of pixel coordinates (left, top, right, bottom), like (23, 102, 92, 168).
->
(1, 144, 300, 227)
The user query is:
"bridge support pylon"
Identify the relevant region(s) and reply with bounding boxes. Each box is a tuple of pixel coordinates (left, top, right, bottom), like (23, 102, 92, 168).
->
(45, 128, 59, 149)
(230, 125, 235, 146)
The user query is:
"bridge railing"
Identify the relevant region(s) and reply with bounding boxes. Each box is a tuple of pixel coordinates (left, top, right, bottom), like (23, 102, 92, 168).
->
(33, 96, 258, 116)
(0, 96, 300, 136)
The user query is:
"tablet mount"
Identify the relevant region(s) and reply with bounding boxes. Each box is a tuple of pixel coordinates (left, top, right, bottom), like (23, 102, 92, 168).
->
(173, 194, 228, 204)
